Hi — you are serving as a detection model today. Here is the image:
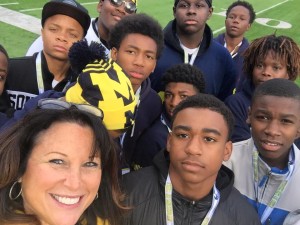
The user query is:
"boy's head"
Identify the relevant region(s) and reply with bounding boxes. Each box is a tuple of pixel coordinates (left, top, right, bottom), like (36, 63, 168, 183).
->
(109, 13, 164, 92)
(41, 0, 91, 61)
(243, 35, 300, 86)
(0, 44, 8, 95)
(97, 0, 137, 38)
(249, 79, 300, 169)
(225, 1, 255, 38)
(173, 0, 213, 36)
(167, 94, 233, 199)
(161, 64, 206, 117)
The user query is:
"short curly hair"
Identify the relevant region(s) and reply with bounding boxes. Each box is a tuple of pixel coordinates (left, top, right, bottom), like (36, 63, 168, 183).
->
(108, 13, 164, 59)
(161, 64, 205, 93)
(226, 1, 256, 24)
(172, 94, 235, 141)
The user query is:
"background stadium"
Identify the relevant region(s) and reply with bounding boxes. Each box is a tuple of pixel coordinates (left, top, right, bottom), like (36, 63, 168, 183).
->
(0, 0, 299, 87)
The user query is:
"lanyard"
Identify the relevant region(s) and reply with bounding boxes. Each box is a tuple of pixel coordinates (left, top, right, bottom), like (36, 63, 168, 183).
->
(35, 52, 44, 94)
(252, 148, 294, 224)
(35, 52, 71, 94)
(160, 114, 171, 133)
(183, 47, 200, 65)
(224, 41, 242, 58)
(165, 174, 220, 225)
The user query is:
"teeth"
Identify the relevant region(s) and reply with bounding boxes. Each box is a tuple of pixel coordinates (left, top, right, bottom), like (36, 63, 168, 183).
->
(52, 195, 80, 205)
(264, 142, 279, 146)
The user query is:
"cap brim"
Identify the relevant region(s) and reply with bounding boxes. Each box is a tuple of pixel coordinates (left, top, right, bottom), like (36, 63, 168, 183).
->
(42, 1, 90, 36)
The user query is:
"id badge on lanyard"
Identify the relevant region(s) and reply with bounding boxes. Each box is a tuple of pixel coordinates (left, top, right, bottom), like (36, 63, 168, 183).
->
(165, 174, 220, 225)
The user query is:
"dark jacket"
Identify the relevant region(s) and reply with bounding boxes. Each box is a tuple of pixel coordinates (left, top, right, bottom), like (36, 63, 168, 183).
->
(131, 107, 171, 169)
(150, 20, 237, 101)
(224, 78, 254, 142)
(0, 90, 64, 131)
(6, 52, 77, 110)
(214, 33, 249, 92)
(122, 150, 262, 225)
(122, 78, 162, 169)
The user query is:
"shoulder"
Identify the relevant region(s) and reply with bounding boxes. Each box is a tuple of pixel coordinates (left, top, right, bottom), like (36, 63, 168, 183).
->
(122, 166, 161, 205)
(218, 187, 261, 224)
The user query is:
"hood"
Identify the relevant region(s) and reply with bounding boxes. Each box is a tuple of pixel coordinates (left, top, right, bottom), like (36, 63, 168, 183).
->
(139, 78, 152, 101)
(240, 78, 255, 100)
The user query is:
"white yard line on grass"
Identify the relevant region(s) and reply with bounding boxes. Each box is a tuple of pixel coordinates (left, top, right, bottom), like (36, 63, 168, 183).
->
(0, 2, 19, 6)
(0, 1, 98, 34)
(213, 0, 290, 34)
(0, 6, 41, 34)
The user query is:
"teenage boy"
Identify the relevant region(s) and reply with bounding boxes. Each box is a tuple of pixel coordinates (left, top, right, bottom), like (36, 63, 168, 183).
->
(214, 1, 256, 91)
(224, 79, 300, 225)
(6, 0, 90, 110)
(130, 63, 205, 170)
(26, 0, 138, 56)
(122, 94, 261, 224)
(150, 0, 237, 101)
(108, 13, 164, 171)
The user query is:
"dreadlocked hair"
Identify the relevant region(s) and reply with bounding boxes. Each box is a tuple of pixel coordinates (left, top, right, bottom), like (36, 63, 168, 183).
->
(243, 34, 300, 81)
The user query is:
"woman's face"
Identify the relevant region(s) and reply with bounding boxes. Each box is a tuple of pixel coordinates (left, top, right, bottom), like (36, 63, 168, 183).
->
(20, 121, 102, 225)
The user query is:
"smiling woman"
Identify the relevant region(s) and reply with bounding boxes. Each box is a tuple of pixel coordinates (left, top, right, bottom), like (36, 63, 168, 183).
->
(0, 108, 125, 225)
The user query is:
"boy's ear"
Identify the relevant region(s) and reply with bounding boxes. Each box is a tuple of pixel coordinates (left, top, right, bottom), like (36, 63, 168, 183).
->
(110, 47, 118, 61)
(97, 0, 104, 13)
(295, 126, 300, 140)
(166, 132, 172, 153)
(246, 106, 252, 125)
(223, 141, 232, 161)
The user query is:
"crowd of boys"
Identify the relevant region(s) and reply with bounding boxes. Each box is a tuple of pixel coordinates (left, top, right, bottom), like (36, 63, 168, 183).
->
(1, 0, 300, 224)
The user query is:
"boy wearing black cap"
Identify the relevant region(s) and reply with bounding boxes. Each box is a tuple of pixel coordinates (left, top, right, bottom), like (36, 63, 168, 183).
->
(150, 0, 237, 101)
(27, 0, 138, 56)
(6, 0, 90, 110)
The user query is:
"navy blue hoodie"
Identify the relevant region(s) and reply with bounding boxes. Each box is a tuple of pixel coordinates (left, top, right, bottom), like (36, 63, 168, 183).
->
(214, 33, 249, 92)
(122, 78, 162, 169)
(150, 20, 237, 101)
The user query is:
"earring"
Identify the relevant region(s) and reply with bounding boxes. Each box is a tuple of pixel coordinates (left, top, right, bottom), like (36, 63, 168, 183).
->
(9, 181, 22, 201)
(95, 192, 99, 200)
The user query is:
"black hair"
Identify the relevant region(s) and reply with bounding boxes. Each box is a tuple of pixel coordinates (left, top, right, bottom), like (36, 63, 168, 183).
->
(251, 78, 300, 106)
(108, 13, 164, 59)
(226, 1, 256, 24)
(172, 94, 235, 140)
(161, 63, 205, 93)
(0, 44, 9, 59)
(243, 35, 300, 81)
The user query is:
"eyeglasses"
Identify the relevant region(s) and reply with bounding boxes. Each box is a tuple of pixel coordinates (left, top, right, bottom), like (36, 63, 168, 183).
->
(38, 98, 104, 120)
(109, 0, 137, 14)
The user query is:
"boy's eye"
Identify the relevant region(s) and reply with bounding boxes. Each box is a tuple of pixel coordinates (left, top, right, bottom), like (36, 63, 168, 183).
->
(165, 93, 172, 99)
(255, 115, 268, 121)
(175, 133, 189, 139)
(204, 137, 216, 142)
(281, 119, 293, 124)
(180, 95, 188, 99)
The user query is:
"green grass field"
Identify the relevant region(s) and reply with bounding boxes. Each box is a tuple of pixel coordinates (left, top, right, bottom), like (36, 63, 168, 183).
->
(0, 0, 299, 58)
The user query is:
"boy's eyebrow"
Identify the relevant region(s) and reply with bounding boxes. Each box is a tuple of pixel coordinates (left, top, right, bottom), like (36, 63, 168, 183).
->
(173, 125, 222, 136)
(202, 128, 221, 136)
(254, 109, 298, 119)
(173, 125, 191, 131)
(126, 44, 157, 55)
